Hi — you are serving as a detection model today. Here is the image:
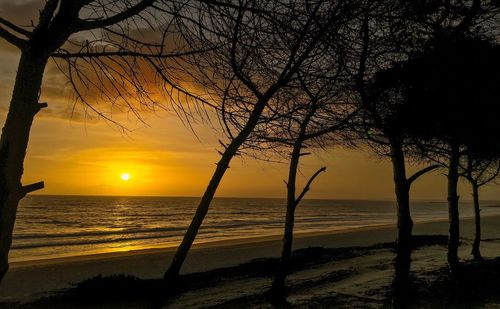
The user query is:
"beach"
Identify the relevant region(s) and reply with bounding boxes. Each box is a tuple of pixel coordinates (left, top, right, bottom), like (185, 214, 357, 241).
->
(3, 215, 500, 307)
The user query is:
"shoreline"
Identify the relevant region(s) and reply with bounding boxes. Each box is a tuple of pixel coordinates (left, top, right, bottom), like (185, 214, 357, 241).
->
(3, 214, 500, 302)
(9, 221, 407, 268)
(10, 214, 495, 269)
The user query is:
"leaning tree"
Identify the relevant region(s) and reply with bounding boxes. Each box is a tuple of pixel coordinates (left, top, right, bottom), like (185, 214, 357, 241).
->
(161, 0, 356, 288)
(0, 0, 193, 282)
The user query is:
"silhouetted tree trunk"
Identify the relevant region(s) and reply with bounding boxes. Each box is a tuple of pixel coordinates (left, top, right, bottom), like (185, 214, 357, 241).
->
(447, 143, 461, 272)
(0, 0, 173, 282)
(461, 155, 500, 261)
(389, 137, 412, 304)
(387, 137, 440, 307)
(270, 157, 325, 302)
(471, 181, 482, 260)
(163, 99, 267, 285)
(0, 50, 49, 281)
(390, 139, 412, 279)
(270, 141, 300, 302)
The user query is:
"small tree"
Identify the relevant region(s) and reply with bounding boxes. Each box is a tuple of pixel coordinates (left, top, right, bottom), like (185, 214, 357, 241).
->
(460, 151, 500, 259)
(265, 76, 356, 302)
(268, 102, 327, 303)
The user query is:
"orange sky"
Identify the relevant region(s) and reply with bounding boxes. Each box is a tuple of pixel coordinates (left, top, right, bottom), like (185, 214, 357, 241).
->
(0, 1, 499, 201)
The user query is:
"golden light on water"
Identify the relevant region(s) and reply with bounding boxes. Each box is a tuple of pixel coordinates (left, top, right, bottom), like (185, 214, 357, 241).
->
(120, 173, 131, 181)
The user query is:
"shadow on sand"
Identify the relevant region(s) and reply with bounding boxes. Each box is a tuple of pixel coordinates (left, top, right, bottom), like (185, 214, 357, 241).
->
(15, 235, 500, 308)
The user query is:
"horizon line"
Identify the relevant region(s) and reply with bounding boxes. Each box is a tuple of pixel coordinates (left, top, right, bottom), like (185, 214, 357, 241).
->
(26, 193, 500, 203)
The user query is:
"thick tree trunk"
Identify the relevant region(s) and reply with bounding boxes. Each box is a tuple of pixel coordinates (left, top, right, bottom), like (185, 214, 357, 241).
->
(390, 140, 412, 281)
(447, 143, 460, 273)
(163, 100, 267, 287)
(471, 182, 481, 260)
(270, 140, 301, 302)
(0, 51, 48, 282)
(389, 138, 412, 304)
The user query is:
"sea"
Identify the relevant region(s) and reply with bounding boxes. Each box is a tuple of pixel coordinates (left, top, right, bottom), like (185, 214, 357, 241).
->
(10, 195, 500, 262)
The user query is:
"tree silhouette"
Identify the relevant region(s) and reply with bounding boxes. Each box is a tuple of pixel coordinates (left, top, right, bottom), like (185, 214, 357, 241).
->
(352, 2, 443, 303)
(161, 0, 356, 291)
(357, 51, 441, 303)
(382, 37, 500, 273)
(263, 76, 356, 303)
(460, 153, 500, 260)
(0, 0, 191, 283)
(352, 2, 500, 303)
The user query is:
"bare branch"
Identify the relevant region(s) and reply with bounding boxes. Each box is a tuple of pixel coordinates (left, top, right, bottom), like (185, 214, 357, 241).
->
(51, 49, 208, 59)
(294, 167, 327, 207)
(21, 181, 45, 197)
(75, 0, 156, 31)
(304, 107, 360, 140)
(478, 166, 500, 186)
(229, 3, 262, 98)
(0, 26, 27, 49)
(408, 164, 441, 185)
(0, 16, 31, 37)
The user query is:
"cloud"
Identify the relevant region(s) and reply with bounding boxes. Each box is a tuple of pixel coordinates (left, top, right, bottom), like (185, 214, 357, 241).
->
(0, 0, 43, 26)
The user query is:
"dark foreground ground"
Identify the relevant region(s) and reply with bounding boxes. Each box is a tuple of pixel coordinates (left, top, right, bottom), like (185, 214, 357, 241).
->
(4, 235, 500, 308)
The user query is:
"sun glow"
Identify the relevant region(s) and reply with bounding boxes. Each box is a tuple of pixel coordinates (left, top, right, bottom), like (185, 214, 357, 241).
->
(120, 173, 131, 181)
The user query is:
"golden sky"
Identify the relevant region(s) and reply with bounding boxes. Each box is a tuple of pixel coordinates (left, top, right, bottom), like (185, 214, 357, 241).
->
(0, 0, 499, 201)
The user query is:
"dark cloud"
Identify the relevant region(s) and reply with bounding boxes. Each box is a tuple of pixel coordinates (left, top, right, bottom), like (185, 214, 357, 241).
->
(0, 0, 43, 26)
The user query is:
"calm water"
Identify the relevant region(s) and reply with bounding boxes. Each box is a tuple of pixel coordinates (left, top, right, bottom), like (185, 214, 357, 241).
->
(11, 195, 500, 262)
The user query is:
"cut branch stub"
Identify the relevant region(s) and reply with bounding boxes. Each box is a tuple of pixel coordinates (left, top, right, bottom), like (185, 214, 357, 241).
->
(33, 102, 48, 115)
(21, 181, 44, 197)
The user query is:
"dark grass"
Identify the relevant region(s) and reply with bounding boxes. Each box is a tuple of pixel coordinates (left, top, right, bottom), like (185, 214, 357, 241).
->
(410, 257, 500, 308)
(7, 235, 451, 308)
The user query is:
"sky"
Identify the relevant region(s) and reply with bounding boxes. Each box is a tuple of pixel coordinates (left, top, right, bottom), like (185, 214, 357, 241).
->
(0, 0, 498, 201)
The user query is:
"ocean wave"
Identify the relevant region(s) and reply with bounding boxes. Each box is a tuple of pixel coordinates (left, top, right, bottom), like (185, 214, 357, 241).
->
(12, 232, 183, 250)
(11, 196, 495, 261)
(13, 226, 188, 240)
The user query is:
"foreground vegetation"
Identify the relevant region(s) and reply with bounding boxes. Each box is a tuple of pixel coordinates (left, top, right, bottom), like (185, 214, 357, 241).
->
(7, 234, 500, 308)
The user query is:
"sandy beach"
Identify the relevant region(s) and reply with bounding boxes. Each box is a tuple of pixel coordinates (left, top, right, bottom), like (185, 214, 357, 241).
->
(2, 215, 500, 307)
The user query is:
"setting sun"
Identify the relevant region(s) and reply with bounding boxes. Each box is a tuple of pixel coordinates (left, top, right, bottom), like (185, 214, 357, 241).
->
(120, 173, 131, 181)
